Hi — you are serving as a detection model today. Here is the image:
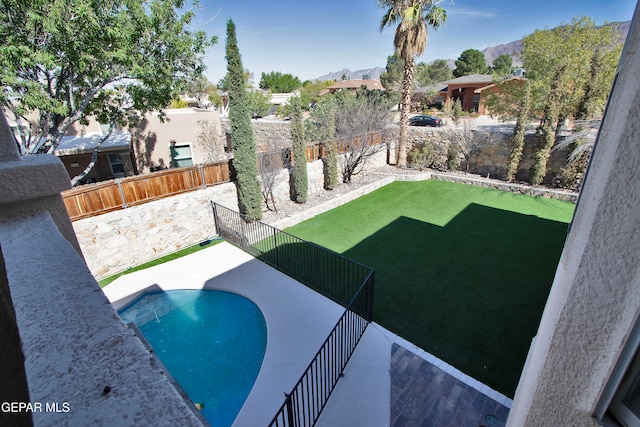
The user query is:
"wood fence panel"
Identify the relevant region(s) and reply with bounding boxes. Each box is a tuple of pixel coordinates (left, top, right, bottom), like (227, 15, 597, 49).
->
(202, 163, 231, 186)
(62, 181, 125, 220)
(62, 160, 233, 220)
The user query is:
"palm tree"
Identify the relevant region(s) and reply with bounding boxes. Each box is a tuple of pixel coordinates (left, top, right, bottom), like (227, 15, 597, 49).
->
(378, 0, 447, 167)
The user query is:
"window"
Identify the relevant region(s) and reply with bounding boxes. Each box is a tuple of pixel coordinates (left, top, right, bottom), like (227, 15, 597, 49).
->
(595, 320, 640, 426)
(170, 142, 194, 168)
(98, 122, 121, 135)
(108, 153, 125, 176)
(609, 350, 640, 426)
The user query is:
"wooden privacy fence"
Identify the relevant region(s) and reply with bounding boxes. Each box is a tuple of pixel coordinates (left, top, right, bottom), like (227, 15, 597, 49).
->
(62, 131, 386, 221)
(62, 162, 231, 221)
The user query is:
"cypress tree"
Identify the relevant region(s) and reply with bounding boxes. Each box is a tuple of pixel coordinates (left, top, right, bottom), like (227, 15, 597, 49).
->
(324, 107, 338, 190)
(290, 96, 308, 203)
(225, 20, 261, 220)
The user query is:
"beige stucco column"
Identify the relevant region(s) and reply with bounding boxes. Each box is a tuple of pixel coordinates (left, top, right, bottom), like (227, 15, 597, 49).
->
(0, 110, 82, 256)
(507, 4, 640, 426)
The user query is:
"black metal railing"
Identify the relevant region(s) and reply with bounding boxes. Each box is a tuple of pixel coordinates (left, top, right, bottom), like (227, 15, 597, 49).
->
(212, 203, 374, 426)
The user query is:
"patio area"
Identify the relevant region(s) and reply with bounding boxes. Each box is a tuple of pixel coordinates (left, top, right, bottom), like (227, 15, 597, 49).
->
(103, 241, 510, 426)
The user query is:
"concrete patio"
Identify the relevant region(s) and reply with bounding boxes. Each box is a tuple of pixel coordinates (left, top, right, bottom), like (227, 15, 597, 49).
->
(103, 241, 511, 426)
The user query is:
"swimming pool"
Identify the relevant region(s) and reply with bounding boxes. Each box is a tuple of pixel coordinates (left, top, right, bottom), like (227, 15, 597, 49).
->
(118, 289, 267, 427)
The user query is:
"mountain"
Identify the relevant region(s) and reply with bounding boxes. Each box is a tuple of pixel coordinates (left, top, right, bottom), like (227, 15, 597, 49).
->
(481, 20, 630, 66)
(314, 20, 630, 80)
(314, 67, 385, 82)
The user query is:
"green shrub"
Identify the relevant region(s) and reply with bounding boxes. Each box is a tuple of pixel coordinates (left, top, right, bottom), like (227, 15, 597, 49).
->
(447, 143, 460, 171)
(409, 141, 436, 171)
(452, 99, 462, 123)
(553, 151, 590, 190)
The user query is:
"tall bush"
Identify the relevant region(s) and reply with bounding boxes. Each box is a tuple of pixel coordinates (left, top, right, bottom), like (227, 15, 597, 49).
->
(324, 108, 339, 190)
(225, 20, 261, 220)
(290, 96, 308, 203)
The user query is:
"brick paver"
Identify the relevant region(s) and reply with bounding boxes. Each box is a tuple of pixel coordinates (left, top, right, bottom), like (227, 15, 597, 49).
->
(390, 344, 510, 427)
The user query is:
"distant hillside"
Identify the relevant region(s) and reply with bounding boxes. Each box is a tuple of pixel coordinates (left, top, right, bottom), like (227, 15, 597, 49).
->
(314, 67, 384, 82)
(314, 20, 630, 80)
(481, 20, 630, 66)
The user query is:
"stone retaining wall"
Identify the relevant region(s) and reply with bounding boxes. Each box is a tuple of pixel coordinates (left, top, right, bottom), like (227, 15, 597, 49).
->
(404, 125, 571, 184)
(75, 150, 390, 279)
(220, 119, 292, 151)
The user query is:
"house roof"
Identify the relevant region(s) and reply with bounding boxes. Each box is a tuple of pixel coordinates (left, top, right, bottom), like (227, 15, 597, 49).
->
(441, 74, 495, 85)
(320, 79, 386, 95)
(414, 83, 448, 94)
(54, 132, 132, 156)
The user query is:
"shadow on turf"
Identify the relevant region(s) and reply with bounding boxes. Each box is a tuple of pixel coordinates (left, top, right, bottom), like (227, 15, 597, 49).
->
(341, 203, 569, 397)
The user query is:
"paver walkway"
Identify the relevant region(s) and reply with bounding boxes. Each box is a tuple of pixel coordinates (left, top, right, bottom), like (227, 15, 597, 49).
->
(391, 344, 510, 427)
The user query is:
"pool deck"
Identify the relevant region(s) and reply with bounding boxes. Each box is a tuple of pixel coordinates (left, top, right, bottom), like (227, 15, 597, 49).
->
(103, 242, 511, 426)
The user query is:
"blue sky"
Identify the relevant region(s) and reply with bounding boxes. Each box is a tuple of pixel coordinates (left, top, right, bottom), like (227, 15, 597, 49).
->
(196, 0, 637, 86)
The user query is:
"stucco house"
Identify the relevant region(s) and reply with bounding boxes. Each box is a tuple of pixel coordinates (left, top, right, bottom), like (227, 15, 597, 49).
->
(320, 79, 386, 95)
(439, 74, 498, 114)
(48, 108, 223, 183)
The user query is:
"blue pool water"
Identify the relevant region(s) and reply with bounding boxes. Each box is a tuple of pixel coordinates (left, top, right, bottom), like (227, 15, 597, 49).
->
(118, 290, 267, 427)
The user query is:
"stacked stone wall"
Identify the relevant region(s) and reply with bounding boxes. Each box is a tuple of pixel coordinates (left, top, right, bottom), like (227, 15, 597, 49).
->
(404, 125, 572, 184)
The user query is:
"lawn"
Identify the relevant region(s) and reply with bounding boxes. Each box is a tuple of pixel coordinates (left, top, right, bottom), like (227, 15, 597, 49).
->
(285, 180, 574, 397)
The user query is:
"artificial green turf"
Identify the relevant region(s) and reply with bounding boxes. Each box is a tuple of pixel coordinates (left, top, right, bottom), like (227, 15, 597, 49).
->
(286, 180, 574, 397)
(98, 238, 222, 288)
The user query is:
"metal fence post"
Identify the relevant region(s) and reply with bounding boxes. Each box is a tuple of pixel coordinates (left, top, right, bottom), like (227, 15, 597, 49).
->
(273, 228, 279, 270)
(116, 178, 128, 208)
(199, 164, 206, 189)
(211, 202, 219, 235)
(284, 392, 294, 427)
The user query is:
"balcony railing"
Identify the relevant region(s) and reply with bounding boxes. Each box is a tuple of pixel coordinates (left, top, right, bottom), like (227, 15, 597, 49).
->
(212, 203, 374, 427)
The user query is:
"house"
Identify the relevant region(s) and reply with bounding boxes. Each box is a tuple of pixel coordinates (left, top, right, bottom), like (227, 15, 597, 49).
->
(320, 79, 386, 95)
(46, 108, 224, 183)
(54, 132, 136, 183)
(129, 108, 224, 174)
(412, 83, 448, 110)
(439, 74, 497, 114)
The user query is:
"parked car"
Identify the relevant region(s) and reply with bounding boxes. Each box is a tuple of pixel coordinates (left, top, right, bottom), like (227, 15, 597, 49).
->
(408, 115, 443, 127)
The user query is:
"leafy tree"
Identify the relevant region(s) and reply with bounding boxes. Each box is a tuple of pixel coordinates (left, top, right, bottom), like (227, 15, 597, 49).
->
(217, 68, 253, 91)
(259, 71, 302, 93)
(0, 0, 216, 182)
(314, 89, 393, 183)
(415, 59, 453, 86)
(380, 51, 405, 92)
(290, 96, 308, 203)
(507, 81, 531, 181)
(492, 54, 513, 77)
(298, 80, 335, 111)
(453, 49, 489, 77)
(522, 16, 621, 185)
(246, 90, 271, 117)
(185, 75, 217, 108)
(225, 19, 262, 220)
(575, 39, 622, 119)
(378, 0, 447, 168)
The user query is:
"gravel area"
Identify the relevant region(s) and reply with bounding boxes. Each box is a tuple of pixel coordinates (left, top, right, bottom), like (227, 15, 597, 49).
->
(260, 164, 413, 225)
